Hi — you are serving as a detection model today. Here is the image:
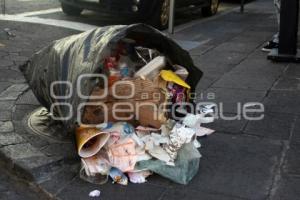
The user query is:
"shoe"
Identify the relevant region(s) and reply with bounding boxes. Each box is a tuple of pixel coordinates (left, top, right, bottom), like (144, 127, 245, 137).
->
(261, 41, 279, 52)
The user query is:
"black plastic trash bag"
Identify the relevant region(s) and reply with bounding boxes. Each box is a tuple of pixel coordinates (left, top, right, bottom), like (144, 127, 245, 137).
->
(20, 24, 202, 130)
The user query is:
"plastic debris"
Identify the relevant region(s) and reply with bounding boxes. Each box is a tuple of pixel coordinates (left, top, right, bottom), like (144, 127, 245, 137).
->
(4, 28, 16, 37)
(164, 124, 196, 162)
(109, 168, 128, 185)
(136, 143, 201, 185)
(135, 56, 166, 80)
(197, 104, 216, 114)
(148, 146, 174, 166)
(76, 127, 110, 158)
(195, 127, 215, 137)
(79, 164, 108, 185)
(174, 64, 189, 80)
(128, 170, 152, 184)
(160, 70, 191, 89)
(107, 138, 137, 172)
(81, 152, 111, 176)
(182, 113, 215, 137)
(89, 190, 101, 197)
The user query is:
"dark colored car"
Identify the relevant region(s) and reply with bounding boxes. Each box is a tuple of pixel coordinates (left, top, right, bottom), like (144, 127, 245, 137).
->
(59, 0, 220, 29)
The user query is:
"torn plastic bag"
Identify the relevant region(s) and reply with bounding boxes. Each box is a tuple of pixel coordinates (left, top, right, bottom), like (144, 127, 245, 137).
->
(20, 24, 202, 131)
(135, 143, 201, 185)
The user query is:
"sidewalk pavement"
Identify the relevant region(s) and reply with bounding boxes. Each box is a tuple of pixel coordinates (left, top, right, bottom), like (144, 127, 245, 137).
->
(0, 0, 299, 199)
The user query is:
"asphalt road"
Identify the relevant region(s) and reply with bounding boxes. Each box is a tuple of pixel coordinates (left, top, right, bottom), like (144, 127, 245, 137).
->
(1, 0, 60, 15)
(1, 0, 240, 28)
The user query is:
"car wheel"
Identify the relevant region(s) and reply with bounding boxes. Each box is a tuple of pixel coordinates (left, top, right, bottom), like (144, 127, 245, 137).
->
(61, 3, 83, 16)
(202, 0, 219, 17)
(149, 0, 170, 30)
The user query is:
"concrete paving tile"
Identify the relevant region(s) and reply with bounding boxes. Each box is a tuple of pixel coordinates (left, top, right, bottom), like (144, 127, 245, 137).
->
(0, 101, 15, 111)
(230, 35, 267, 45)
(13, 120, 50, 149)
(15, 155, 65, 182)
(9, 64, 22, 72)
(16, 90, 40, 105)
(189, 44, 213, 56)
(12, 104, 40, 121)
(203, 33, 236, 47)
(235, 31, 274, 44)
(198, 50, 247, 65)
(247, 48, 272, 59)
(272, 175, 300, 200)
(0, 143, 43, 160)
(272, 77, 300, 91)
(57, 177, 167, 200)
(39, 164, 78, 195)
(0, 50, 8, 58)
(193, 56, 235, 75)
(0, 121, 14, 133)
(41, 143, 77, 159)
(161, 188, 244, 200)
(196, 75, 220, 92)
(213, 42, 259, 54)
(0, 132, 25, 146)
(205, 113, 248, 134)
(212, 72, 279, 90)
(1, 45, 22, 54)
(283, 63, 300, 78)
(0, 69, 24, 82)
(21, 134, 50, 150)
(290, 117, 300, 146)
(263, 91, 300, 115)
(0, 191, 36, 200)
(246, 24, 277, 33)
(284, 145, 300, 175)
(145, 174, 173, 188)
(10, 55, 28, 63)
(0, 60, 14, 68)
(0, 84, 28, 100)
(203, 64, 235, 76)
(0, 82, 11, 94)
(228, 57, 286, 76)
(0, 110, 12, 121)
(244, 112, 297, 140)
(174, 133, 283, 200)
(199, 87, 266, 113)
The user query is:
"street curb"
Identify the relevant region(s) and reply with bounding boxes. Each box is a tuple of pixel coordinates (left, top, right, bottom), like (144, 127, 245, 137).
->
(0, 160, 54, 200)
(0, 85, 76, 183)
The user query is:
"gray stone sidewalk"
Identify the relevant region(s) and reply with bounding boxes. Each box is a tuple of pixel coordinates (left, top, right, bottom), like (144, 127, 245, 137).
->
(0, 0, 299, 199)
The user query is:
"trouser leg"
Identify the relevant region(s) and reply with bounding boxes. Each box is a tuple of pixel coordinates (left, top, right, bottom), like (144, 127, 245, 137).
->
(273, 0, 281, 43)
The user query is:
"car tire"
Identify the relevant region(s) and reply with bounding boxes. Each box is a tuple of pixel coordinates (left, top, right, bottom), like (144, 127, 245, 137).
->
(202, 0, 219, 17)
(149, 0, 170, 30)
(61, 3, 83, 16)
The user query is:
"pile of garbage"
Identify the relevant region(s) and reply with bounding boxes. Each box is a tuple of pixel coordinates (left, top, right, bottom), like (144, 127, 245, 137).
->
(77, 38, 215, 185)
(20, 24, 212, 185)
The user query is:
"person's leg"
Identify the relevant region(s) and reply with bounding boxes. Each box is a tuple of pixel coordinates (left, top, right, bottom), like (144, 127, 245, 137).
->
(274, 0, 281, 25)
(273, 0, 280, 43)
(262, 0, 281, 52)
